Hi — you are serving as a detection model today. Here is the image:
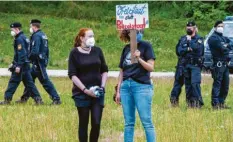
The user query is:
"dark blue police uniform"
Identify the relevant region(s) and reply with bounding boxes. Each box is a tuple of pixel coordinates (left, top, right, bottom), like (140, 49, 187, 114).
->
(177, 34, 204, 107)
(0, 23, 43, 105)
(20, 29, 61, 104)
(208, 31, 233, 108)
(170, 39, 185, 106)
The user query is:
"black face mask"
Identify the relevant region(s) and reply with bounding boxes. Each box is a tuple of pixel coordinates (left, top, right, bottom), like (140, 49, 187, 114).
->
(186, 29, 193, 35)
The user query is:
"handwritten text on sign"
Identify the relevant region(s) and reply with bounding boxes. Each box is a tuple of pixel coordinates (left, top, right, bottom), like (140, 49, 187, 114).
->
(116, 3, 149, 30)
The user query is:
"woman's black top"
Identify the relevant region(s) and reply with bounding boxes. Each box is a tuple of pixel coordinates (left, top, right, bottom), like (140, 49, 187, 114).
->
(68, 46, 108, 107)
(119, 41, 156, 84)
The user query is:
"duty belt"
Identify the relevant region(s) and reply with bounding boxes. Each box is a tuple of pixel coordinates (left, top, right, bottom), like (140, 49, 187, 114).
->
(185, 58, 202, 65)
(213, 60, 229, 67)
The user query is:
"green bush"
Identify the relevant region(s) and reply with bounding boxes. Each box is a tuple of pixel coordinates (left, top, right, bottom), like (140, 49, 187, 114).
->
(0, 1, 231, 71)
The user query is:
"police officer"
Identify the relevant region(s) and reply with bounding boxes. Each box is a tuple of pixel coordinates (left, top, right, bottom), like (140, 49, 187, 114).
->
(0, 22, 43, 105)
(170, 40, 185, 107)
(177, 21, 204, 108)
(16, 19, 61, 105)
(208, 20, 233, 109)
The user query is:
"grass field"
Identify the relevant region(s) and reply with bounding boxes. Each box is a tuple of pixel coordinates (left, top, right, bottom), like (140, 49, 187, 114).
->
(0, 77, 233, 142)
(0, 9, 213, 72)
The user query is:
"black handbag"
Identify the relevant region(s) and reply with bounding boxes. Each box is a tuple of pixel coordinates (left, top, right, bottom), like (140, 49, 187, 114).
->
(113, 84, 118, 102)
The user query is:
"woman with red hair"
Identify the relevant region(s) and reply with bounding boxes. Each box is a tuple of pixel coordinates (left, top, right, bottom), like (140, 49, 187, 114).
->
(68, 28, 108, 142)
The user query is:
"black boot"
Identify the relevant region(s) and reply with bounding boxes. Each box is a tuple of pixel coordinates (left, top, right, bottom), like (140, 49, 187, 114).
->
(15, 97, 29, 104)
(220, 104, 231, 109)
(50, 100, 62, 105)
(188, 101, 202, 109)
(0, 100, 11, 105)
(33, 97, 44, 105)
(170, 99, 179, 107)
(212, 104, 221, 110)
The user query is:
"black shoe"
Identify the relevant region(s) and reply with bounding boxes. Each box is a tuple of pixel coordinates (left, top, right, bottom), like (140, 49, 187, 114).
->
(170, 98, 179, 107)
(212, 104, 221, 110)
(15, 98, 28, 104)
(187, 101, 202, 109)
(34, 97, 44, 105)
(0, 100, 11, 105)
(51, 100, 62, 105)
(220, 104, 231, 109)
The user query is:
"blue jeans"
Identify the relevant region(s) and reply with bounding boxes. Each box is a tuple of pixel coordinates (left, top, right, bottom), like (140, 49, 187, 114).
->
(120, 78, 156, 142)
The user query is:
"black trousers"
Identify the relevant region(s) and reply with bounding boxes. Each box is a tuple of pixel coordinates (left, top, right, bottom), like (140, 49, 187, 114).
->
(77, 100, 103, 142)
(170, 65, 184, 103)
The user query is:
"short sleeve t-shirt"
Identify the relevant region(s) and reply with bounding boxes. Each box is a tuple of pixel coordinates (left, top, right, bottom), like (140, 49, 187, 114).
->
(119, 41, 156, 84)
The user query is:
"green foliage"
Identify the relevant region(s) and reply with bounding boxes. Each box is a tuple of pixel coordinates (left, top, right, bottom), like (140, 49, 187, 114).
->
(0, 1, 231, 71)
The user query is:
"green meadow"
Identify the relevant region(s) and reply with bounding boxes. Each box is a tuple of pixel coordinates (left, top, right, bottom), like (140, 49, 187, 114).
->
(0, 77, 233, 142)
(0, 2, 232, 142)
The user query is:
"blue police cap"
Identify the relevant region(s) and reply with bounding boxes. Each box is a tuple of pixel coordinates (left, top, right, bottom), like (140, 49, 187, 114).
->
(30, 19, 41, 24)
(10, 22, 22, 28)
(186, 21, 196, 27)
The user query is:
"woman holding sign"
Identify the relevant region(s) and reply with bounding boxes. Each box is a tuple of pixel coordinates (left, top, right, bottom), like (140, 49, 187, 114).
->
(115, 29, 156, 142)
(68, 28, 108, 142)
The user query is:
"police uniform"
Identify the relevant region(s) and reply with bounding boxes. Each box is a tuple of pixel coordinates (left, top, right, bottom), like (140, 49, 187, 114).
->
(0, 23, 43, 105)
(170, 39, 185, 106)
(208, 20, 233, 109)
(18, 19, 61, 105)
(177, 21, 204, 108)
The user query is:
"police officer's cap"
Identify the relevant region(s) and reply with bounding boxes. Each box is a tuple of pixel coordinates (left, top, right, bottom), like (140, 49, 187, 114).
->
(10, 22, 22, 28)
(30, 19, 41, 24)
(186, 21, 196, 27)
(214, 20, 223, 27)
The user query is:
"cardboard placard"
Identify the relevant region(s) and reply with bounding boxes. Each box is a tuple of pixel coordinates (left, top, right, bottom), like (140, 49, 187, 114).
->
(116, 3, 149, 63)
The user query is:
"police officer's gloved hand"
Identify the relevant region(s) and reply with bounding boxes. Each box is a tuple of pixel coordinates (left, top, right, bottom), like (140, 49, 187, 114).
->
(227, 43, 233, 50)
(8, 63, 13, 70)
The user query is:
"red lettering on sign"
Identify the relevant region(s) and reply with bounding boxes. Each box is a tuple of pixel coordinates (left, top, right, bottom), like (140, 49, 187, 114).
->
(117, 17, 147, 30)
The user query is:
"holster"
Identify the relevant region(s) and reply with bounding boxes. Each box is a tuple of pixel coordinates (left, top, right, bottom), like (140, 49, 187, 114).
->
(8, 64, 17, 72)
(184, 68, 191, 78)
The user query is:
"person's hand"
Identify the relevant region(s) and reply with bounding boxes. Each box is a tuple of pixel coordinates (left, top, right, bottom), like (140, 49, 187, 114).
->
(186, 35, 191, 41)
(115, 92, 121, 105)
(98, 87, 105, 96)
(188, 47, 193, 52)
(84, 89, 97, 98)
(15, 67, 20, 73)
(133, 50, 141, 59)
(8, 63, 13, 69)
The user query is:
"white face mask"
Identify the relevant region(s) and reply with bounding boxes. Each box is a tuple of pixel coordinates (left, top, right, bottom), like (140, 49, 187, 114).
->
(11, 31, 16, 37)
(216, 27, 224, 34)
(85, 37, 95, 48)
(30, 27, 34, 34)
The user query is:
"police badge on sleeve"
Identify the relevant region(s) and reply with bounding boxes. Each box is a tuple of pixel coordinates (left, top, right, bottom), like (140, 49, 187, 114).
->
(198, 39, 203, 44)
(18, 44, 22, 50)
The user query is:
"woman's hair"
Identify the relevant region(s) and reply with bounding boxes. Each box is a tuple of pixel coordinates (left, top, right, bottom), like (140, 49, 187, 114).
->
(119, 29, 144, 43)
(74, 28, 92, 47)
(119, 29, 130, 42)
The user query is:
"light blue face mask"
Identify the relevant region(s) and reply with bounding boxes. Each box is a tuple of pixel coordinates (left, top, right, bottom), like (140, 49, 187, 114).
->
(136, 32, 143, 42)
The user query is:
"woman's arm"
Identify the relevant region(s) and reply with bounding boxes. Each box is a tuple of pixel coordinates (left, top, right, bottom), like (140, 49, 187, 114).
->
(138, 58, 154, 72)
(71, 76, 96, 98)
(134, 50, 155, 72)
(101, 72, 108, 88)
(99, 48, 109, 89)
(71, 76, 86, 91)
(115, 69, 123, 104)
